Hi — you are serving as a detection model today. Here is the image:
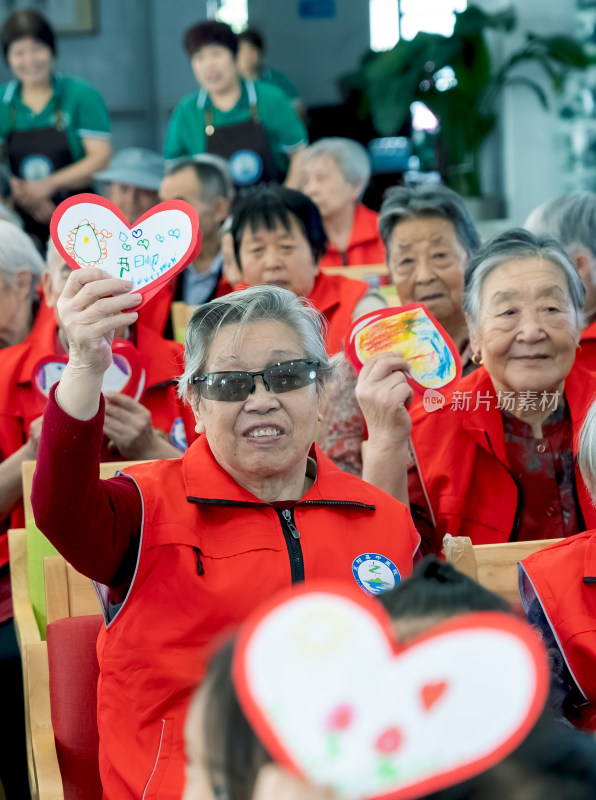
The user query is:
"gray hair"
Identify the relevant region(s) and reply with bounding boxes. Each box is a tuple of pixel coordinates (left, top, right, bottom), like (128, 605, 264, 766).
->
(302, 137, 371, 195)
(0, 221, 45, 299)
(578, 396, 596, 500)
(379, 184, 481, 260)
(178, 285, 334, 400)
(463, 228, 585, 330)
(525, 190, 596, 258)
(166, 155, 233, 203)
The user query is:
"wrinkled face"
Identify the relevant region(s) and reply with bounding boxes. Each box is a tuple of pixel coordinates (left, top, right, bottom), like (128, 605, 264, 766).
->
(42, 255, 71, 321)
(388, 217, 468, 326)
(0, 271, 31, 348)
(160, 167, 224, 240)
(7, 36, 52, 85)
(237, 40, 260, 77)
(107, 183, 158, 225)
(470, 258, 581, 396)
(191, 44, 238, 96)
(193, 320, 322, 491)
(301, 154, 360, 219)
(239, 215, 319, 298)
(221, 231, 242, 287)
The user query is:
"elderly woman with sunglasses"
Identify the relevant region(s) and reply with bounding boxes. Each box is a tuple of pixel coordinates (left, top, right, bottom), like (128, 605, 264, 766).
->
(31, 270, 419, 800)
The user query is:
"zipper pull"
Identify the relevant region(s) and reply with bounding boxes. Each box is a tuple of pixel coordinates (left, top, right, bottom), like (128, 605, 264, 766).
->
(193, 546, 204, 576)
(282, 509, 300, 539)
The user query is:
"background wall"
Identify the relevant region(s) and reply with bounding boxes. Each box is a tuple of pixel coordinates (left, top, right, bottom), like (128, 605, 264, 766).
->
(0, 0, 580, 225)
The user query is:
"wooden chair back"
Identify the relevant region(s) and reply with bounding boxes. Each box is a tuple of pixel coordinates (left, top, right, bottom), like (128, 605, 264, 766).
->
(171, 300, 197, 343)
(22, 459, 141, 635)
(44, 557, 100, 626)
(443, 534, 563, 605)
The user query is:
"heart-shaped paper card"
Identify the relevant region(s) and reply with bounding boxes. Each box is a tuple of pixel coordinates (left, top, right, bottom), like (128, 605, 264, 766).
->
(345, 304, 462, 394)
(32, 339, 146, 404)
(50, 194, 202, 308)
(234, 583, 548, 800)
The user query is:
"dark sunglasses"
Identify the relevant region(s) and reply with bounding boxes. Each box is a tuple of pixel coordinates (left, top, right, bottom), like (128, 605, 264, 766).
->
(189, 359, 320, 402)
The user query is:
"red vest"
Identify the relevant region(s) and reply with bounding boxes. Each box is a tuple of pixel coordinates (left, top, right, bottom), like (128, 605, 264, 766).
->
(96, 437, 419, 799)
(408, 361, 596, 548)
(236, 272, 370, 355)
(520, 532, 596, 729)
(319, 204, 385, 268)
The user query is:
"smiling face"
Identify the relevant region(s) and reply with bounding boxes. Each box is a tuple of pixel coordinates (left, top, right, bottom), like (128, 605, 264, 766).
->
(7, 36, 52, 87)
(388, 217, 468, 330)
(238, 215, 319, 298)
(470, 257, 581, 397)
(192, 319, 323, 499)
(301, 154, 360, 219)
(191, 44, 239, 96)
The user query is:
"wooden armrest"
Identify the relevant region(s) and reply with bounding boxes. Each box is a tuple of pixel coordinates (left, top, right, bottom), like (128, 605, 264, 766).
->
(26, 642, 63, 800)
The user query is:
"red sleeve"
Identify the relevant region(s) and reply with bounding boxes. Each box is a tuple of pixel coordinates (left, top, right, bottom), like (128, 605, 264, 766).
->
(31, 385, 143, 591)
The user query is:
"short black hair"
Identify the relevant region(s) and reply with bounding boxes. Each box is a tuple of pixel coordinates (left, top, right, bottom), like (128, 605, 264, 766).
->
(1, 9, 56, 60)
(183, 20, 238, 58)
(379, 556, 511, 620)
(231, 185, 328, 268)
(167, 158, 231, 203)
(238, 27, 265, 52)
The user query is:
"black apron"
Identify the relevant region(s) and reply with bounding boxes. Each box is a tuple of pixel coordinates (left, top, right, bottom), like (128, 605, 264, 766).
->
(5, 101, 77, 248)
(204, 83, 280, 191)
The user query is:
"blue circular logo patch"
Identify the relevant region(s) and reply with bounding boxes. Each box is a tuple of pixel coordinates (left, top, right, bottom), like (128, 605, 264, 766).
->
(229, 149, 263, 185)
(21, 153, 53, 180)
(352, 553, 401, 596)
(170, 417, 188, 452)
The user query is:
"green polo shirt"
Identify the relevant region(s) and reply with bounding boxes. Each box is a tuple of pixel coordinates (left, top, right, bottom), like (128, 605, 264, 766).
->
(0, 74, 110, 162)
(163, 78, 307, 175)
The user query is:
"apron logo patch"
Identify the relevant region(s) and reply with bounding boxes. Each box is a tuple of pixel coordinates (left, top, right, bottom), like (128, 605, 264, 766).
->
(230, 149, 263, 185)
(352, 553, 401, 596)
(21, 153, 53, 180)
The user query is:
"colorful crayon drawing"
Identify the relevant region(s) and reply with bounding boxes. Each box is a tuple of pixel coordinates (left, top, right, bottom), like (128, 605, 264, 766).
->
(355, 307, 456, 389)
(65, 219, 112, 265)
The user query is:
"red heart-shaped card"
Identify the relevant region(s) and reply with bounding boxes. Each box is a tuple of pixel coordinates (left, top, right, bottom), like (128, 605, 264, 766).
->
(345, 304, 462, 394)
(234, 583, 548, 800)
(50, 194, 202, 308)
(32, 339, 146, 404)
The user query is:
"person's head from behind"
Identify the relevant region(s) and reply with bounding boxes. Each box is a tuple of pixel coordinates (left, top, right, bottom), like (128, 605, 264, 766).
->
(231, 185, 327, 297)
(422, 716, 596, 800)
(379, 184, 480, 334)
(301, 138, 371, 222)
(0, 221, 45, 348)
(160, 157, 232, 245)
(1, 9, 55, 87)
(183, 20, 239, 97)
(184, 638, 271, 800)
(237, 27, 265, 80)
(464, 228, 584, 400)
(178, 285, 333, 494)
(525, 190, 596, 324)
(379, 556, 510, 643)
(96, 148, 164, 224)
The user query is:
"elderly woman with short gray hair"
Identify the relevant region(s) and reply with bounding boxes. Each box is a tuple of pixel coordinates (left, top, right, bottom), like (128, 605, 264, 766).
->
(319, 182, 481, 478)
(0, 219, 45, 348)
(301, 137, 385, 267)
(31, 273, 419, 798)
(359, 228, 596, 553)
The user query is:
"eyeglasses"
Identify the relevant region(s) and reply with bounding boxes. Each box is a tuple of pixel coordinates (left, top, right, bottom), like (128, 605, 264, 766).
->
(189, 359, 320, 402)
